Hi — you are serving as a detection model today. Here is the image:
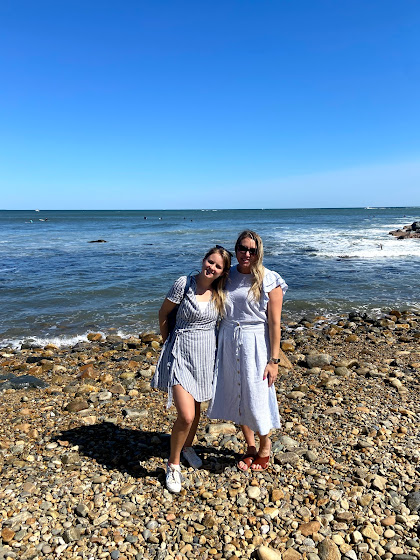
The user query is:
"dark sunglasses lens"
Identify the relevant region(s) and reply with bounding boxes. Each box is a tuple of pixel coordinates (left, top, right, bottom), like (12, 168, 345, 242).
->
(238, 244, 257, 255)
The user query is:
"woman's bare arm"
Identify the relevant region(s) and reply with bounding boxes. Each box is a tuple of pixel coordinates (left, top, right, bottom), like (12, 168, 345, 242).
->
(263, 286, 284, 387)
(158, 298, 178, 343)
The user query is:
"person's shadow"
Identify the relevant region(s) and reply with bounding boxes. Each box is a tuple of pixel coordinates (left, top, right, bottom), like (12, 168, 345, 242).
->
(53, 422, 236, 480)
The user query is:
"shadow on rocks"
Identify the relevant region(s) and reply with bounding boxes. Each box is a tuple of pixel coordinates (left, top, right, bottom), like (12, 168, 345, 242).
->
(53, 422, 170, 479)
(53, 422, 236, 479)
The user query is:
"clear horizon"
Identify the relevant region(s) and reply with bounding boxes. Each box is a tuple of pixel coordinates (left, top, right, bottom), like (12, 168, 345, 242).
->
(1, 1, 419, 210)
(2, 206, 420, 212)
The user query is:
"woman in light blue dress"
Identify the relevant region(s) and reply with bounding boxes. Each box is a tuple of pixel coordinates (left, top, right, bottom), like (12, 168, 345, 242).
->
(208, 231, 288, 471)
(152, 246, 231, 492)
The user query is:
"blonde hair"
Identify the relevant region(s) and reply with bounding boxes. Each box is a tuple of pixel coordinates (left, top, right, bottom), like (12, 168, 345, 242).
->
(235, 230, 265, 301)
(203, 247, 231, 316)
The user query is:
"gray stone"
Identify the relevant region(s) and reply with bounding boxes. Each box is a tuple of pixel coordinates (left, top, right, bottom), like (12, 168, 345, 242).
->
(280, 435, 299, 449)
(406, 491, 420, 512)
(63, 527, 82, 543)
(305, 450, 318, 462)
(61, 452, 80, 465)
(275, 452, 300, 465)
(75, 503, 89, 517)
(0, 374, 48, 391)
(306, 354, 333, 369)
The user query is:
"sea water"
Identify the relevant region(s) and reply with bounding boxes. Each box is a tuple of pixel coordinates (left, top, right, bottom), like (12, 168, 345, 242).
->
(0, 207, 419, 347)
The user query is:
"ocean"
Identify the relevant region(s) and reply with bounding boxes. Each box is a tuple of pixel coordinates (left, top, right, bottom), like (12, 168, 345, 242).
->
(1, 207, 419, 348)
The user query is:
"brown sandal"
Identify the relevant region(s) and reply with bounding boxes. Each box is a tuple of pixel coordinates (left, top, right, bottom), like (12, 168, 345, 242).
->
(237, 452, 257, 472)
(251, 445, 271, 472)
(250, 454, 270, 471)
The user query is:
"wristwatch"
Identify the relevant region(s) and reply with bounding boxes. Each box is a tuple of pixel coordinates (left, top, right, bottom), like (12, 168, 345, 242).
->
(268, 357, 280, 364)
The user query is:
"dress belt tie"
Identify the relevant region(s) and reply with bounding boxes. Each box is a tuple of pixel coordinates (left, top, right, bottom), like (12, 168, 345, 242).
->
(220, 319, 267, 367)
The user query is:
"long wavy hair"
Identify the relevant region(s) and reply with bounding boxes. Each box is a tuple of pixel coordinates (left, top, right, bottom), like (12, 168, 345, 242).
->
(203, 246, 231, 316)
(235, 230, 264, 301)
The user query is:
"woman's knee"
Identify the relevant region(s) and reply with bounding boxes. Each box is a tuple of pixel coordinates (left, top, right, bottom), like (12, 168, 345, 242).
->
(177, 410, 196, 427)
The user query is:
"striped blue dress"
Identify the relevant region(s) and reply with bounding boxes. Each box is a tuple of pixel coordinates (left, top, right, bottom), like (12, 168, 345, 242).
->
(207, 266, 288, 435)
(151, 275, 218, 407)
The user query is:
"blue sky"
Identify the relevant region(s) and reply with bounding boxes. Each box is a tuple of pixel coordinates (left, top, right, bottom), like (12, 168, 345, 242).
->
(1, 1, 419, 209)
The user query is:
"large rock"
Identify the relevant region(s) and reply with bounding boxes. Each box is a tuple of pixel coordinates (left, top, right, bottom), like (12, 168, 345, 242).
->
(258, 545, 283, 560)
(306, 353, 333, 368)
(389, 222, 420, 239)
(274, 452, 300, 465)
(407, 491, 420, 512)
(282, 549, 302, 560)
(0, 374, 48, 391)
(206, 422, 237, 436)
(87, 332, 103, 342)
(299, 521, 321, 536)
(278, 349, 293, 369)
(279, 435, 299, 449)
(65, 399, 89, 413)
(318, 538, 341, 560)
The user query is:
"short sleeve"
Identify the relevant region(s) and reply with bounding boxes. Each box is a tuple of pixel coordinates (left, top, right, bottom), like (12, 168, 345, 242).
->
(262, 269, 288, 305)
(166, 276, 188, 304)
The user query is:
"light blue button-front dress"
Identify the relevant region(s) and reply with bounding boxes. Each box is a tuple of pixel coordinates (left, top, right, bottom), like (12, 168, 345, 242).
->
(151, 275, 218, 408)
(207, 266, 288, 435)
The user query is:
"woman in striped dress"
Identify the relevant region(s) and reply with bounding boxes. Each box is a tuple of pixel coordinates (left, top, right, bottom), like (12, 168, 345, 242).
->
(208, 231, 288, 471)
(152, 246, 231, 492)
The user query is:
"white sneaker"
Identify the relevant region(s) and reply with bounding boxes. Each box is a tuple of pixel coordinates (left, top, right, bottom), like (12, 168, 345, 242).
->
(166, 463, 182, 493)
(182, 447, 203, 469)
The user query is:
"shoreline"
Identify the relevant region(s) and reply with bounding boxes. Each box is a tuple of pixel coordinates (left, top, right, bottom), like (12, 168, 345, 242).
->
(2, 305, 420, 351)
(0, 310, 419, 559)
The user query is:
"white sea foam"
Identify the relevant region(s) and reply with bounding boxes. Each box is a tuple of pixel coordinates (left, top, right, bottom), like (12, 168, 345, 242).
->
(273, 226, 420, 259)
(2, 333, 93, 350)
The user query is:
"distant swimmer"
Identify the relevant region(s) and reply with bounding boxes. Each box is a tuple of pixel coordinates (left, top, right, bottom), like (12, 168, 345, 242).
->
(144, 216, 147, 220)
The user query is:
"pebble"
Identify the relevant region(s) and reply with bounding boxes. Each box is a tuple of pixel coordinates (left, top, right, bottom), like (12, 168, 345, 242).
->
(0, 312, 418, 559)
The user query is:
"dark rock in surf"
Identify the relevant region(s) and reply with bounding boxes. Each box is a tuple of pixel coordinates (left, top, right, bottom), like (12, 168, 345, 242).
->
(389, 221, 420, 239)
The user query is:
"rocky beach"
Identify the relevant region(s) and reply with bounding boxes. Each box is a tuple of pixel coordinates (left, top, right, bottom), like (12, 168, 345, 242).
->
(0, 310, 419, 560)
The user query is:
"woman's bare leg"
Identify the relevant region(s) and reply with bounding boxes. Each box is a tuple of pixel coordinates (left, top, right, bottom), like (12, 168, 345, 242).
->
(237, 424, 257, 470)
(251, 432, 272, 471)
(184, 400, 201, 448)
(169, 385, 196, 465)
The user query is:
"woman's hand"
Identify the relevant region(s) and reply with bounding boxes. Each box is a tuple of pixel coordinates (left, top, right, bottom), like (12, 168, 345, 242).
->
(263, 361, 278, 387)
(159, 298, 178, 342)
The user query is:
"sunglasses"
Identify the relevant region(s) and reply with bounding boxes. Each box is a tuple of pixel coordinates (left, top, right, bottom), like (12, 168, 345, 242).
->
(237, 244, 257, 256)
